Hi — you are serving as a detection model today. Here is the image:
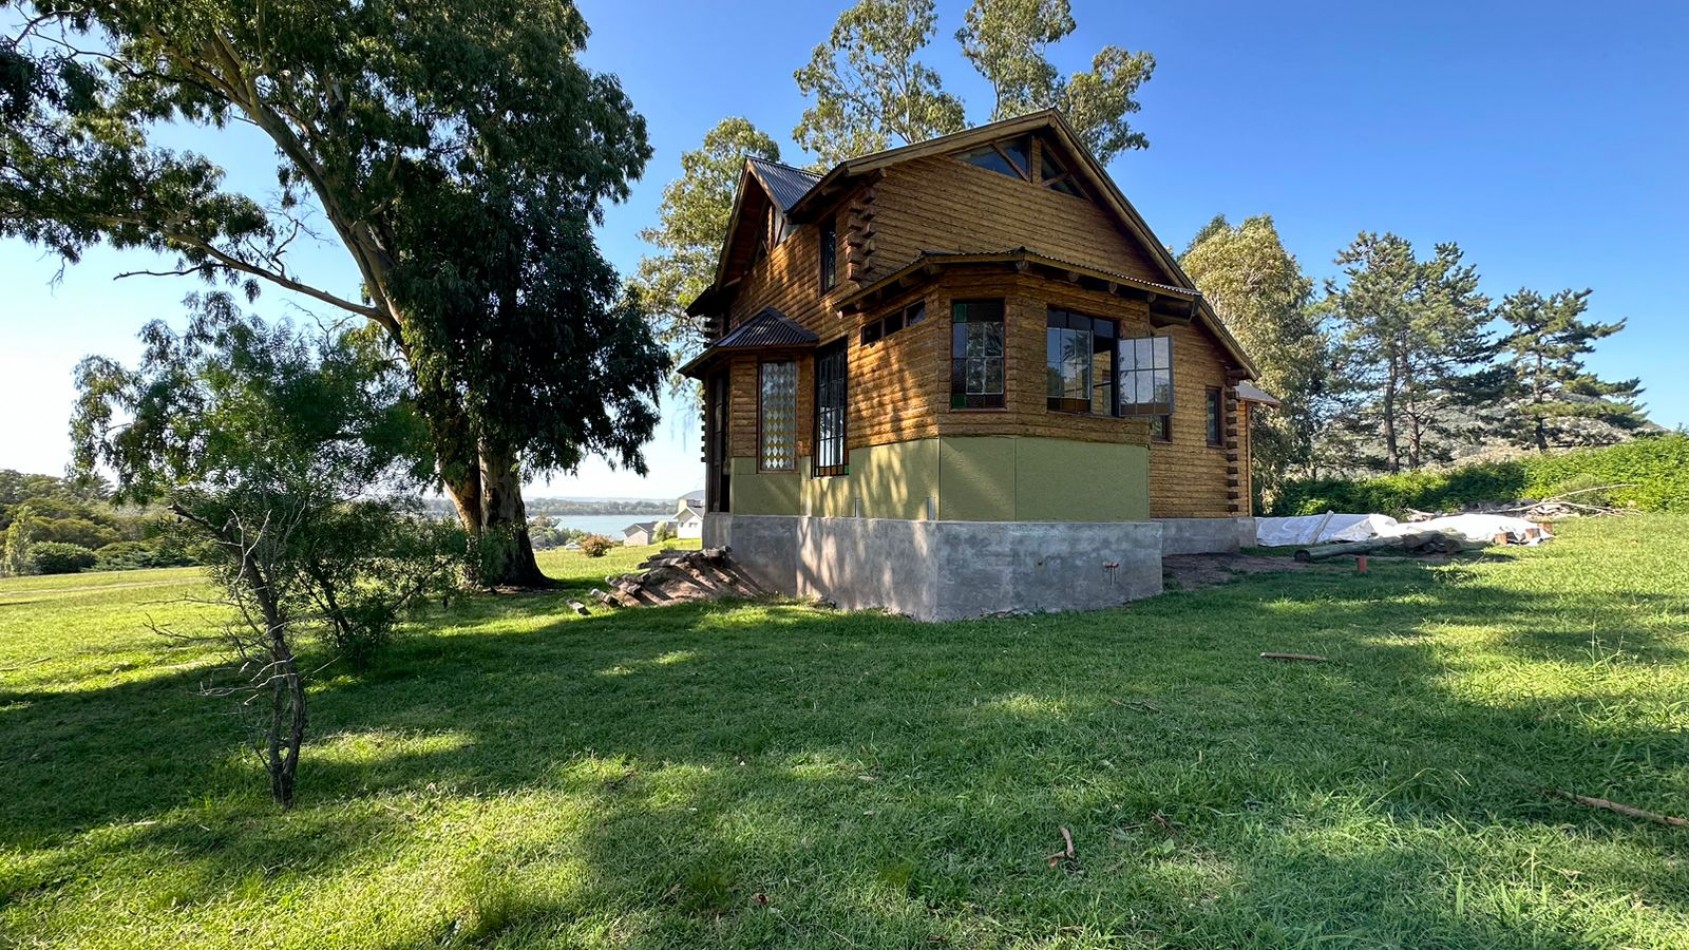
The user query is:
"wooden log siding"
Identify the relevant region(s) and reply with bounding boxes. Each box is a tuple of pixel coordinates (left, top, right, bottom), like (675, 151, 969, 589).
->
(706, 147, 1249, 520)
(870, 155, 1165, 284)
(1148, 320, 1235, 518)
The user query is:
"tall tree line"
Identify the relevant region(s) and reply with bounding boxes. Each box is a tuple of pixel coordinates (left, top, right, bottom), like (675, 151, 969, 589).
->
(1180, 222, 1649, 503)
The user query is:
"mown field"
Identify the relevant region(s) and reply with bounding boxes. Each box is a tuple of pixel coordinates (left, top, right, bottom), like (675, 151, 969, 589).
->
(2, 521, 1686, 948)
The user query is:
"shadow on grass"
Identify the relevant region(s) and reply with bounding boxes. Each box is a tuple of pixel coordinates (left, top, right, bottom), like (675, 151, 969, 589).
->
(3, 556, 1685, 947)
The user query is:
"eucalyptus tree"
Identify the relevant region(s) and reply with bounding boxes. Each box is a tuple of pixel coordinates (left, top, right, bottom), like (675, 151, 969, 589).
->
(956, 0, 1156, 161)
(794, 0, 1157, 165)
(0, 0, 665, 585)
(635, 117, 782, 371)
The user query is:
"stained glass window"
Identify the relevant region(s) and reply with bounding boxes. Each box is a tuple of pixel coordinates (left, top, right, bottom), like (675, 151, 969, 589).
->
(758, 361, 797, 471)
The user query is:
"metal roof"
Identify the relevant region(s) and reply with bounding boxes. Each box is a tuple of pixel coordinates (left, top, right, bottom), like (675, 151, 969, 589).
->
(712, 306, 819, 349)
(1236, 381, 1281, 407)
(676, 307, 819, 378)
(748, 157, 821, 212)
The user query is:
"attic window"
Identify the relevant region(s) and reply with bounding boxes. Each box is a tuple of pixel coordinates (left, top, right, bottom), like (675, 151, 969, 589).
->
(959, 135, 1086, 198)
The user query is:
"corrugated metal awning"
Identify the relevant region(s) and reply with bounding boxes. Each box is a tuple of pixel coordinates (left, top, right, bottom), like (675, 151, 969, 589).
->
(677, 307, 819, 378)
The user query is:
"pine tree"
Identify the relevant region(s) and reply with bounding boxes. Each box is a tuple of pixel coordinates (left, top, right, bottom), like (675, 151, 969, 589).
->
(1495, 288, 1647, 451)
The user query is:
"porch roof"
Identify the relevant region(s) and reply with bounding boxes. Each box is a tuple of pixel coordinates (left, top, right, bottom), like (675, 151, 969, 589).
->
(677, 306, 820, 378)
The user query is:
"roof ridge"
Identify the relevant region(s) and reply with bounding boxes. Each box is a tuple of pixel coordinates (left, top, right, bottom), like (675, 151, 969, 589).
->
(748, 155, 821, 178)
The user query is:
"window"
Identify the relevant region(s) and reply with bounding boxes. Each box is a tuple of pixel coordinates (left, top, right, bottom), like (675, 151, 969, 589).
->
(1118, 335, 1173, 421)
(958, 134, 1086, 198)
(1205, 387, 1224, 446)
(1150, 414, 1171, 442)
(1046, 309, 1118, 414)
(860, 301, 925, 346)
(819, 219, 837, 292)
(758, 361, 798, 471)
(951, 299, 1005, 409)
(813, 340, 848, 476)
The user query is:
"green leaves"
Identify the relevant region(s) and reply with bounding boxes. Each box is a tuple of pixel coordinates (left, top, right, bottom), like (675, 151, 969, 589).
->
(957, 0, 1154, 162)
(1495, 288, 1647, 450)
(633, 117, 781, 367)
(793, 0, 966, 166)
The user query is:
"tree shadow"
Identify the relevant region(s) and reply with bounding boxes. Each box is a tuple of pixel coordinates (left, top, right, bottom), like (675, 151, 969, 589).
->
(3, 556, 1686, 946)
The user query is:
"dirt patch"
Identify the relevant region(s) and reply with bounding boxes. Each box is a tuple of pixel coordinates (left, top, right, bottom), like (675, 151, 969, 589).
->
(1162, 553, 1334, 591)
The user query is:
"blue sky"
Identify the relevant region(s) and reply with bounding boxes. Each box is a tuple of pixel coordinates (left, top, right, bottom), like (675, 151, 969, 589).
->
(3, 1, 1685, 497)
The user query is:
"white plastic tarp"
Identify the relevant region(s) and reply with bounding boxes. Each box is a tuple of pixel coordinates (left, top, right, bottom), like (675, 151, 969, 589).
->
(1254, 513, 1400, 547)
(1256, 512, 1552, 547)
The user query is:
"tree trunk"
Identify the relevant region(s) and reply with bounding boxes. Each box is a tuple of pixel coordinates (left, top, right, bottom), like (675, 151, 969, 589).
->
(475, 439, 550, 588)
(1382, 351, 1402, 474)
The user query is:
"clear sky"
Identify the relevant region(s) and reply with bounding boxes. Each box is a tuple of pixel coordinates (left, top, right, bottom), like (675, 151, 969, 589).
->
(3, 1, 1685, 498)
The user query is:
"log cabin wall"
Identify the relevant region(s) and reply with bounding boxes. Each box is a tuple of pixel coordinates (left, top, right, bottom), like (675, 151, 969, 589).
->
(870, 152, 1164, 283)
(1146, 320, 1235, 518)
(709, 148, 1248, 522)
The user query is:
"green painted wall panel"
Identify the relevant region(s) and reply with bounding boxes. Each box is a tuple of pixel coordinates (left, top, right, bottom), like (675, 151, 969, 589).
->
(936, 436, 1017, 521)
(730, 435, 1148, 522)
(1014, 438, 1149, 521)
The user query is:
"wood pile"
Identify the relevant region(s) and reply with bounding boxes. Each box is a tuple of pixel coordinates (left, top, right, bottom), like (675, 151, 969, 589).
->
(594, 547, 766, 609)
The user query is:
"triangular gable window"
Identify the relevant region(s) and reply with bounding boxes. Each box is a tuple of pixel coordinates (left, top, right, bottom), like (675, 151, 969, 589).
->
(956, 133, 1087, 199)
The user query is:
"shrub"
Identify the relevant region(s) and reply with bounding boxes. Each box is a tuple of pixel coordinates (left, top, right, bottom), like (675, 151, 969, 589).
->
(31, 541, 98, 574)
(1273, 434, 1689, 516)
(577, 533, 616, 558)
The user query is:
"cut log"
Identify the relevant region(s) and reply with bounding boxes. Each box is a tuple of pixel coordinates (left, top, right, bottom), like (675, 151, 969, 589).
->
(566, 600, 590, 617)
(1293, 529, 1474, 563)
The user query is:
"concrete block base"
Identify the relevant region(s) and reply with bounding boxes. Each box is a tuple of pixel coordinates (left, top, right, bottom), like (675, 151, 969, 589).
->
(704, 514, 1163, 621)
(1154, 517, 1257, 555)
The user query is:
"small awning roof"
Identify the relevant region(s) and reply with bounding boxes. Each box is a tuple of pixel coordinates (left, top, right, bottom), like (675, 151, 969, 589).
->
(1236, 381, 1281, 407)
(677, 307, 819, 378)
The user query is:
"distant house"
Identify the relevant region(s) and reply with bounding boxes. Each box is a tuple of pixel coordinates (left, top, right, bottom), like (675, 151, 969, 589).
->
(678, 109, 1267, 620)
(675, 492, 705, 540)
(674, 506, 702, 540)
(622, 521, 667, 546)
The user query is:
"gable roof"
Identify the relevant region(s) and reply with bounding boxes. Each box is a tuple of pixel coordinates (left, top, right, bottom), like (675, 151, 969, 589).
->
(747, 157, 821, 212)
(694, 109, 1257, 377)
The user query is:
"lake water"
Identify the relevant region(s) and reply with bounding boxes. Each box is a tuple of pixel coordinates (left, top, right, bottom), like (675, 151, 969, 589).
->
(545, 513, 669, 535)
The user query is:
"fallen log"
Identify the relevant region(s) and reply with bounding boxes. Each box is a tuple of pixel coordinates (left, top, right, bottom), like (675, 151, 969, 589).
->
(1294, 529, 1474, 563)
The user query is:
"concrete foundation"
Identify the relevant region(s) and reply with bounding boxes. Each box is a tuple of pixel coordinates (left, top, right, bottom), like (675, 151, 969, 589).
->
(704, 514, 1163, 621)
(1154, 517, 1257, 556)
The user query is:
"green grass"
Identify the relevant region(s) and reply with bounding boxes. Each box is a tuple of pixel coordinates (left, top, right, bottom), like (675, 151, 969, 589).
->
(2, 524, 1686, 948)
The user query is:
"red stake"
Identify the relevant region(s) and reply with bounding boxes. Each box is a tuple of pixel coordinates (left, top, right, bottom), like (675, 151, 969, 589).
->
(1355, 554, 1369, 574)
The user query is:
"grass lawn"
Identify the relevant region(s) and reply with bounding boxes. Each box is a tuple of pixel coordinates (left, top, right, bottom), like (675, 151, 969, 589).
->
(2, 522, 1687, 948)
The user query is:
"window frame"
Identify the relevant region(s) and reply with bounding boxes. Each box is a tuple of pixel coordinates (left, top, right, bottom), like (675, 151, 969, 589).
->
(1117, 334, 1174, 420)
(812, 339, 849, 477)
(1205, 387, 1225, 447)
(950, 298, 1007, 410)
(819, 218, 837, 293)
(1045, 308, 1119, 416)
(859, 299, 926, 347)
(756, 359, 799, 472)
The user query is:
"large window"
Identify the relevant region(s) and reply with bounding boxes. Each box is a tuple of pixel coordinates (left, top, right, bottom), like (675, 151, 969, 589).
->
(1118, 335, 1173, 418)
(951, 299, 1005, 409)
(1046, 308, 1118, 414)
(758, 361, 798, 471)
(819, 218, 837, 292)
(813, 340, 848, 476)
(1205, 387, 1224, 446)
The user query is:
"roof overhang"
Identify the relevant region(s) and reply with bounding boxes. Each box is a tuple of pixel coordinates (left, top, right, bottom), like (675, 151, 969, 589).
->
(836, 248, 1203, 325)
(677, 306, 820, 379)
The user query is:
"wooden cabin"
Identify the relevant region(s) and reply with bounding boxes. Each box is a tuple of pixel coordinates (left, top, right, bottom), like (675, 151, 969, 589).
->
(680, 111, 1265, 619)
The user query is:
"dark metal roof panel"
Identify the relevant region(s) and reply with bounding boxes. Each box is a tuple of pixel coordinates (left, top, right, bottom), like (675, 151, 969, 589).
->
(713, 306, 820, 349)
(748, 157, 821, 212)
